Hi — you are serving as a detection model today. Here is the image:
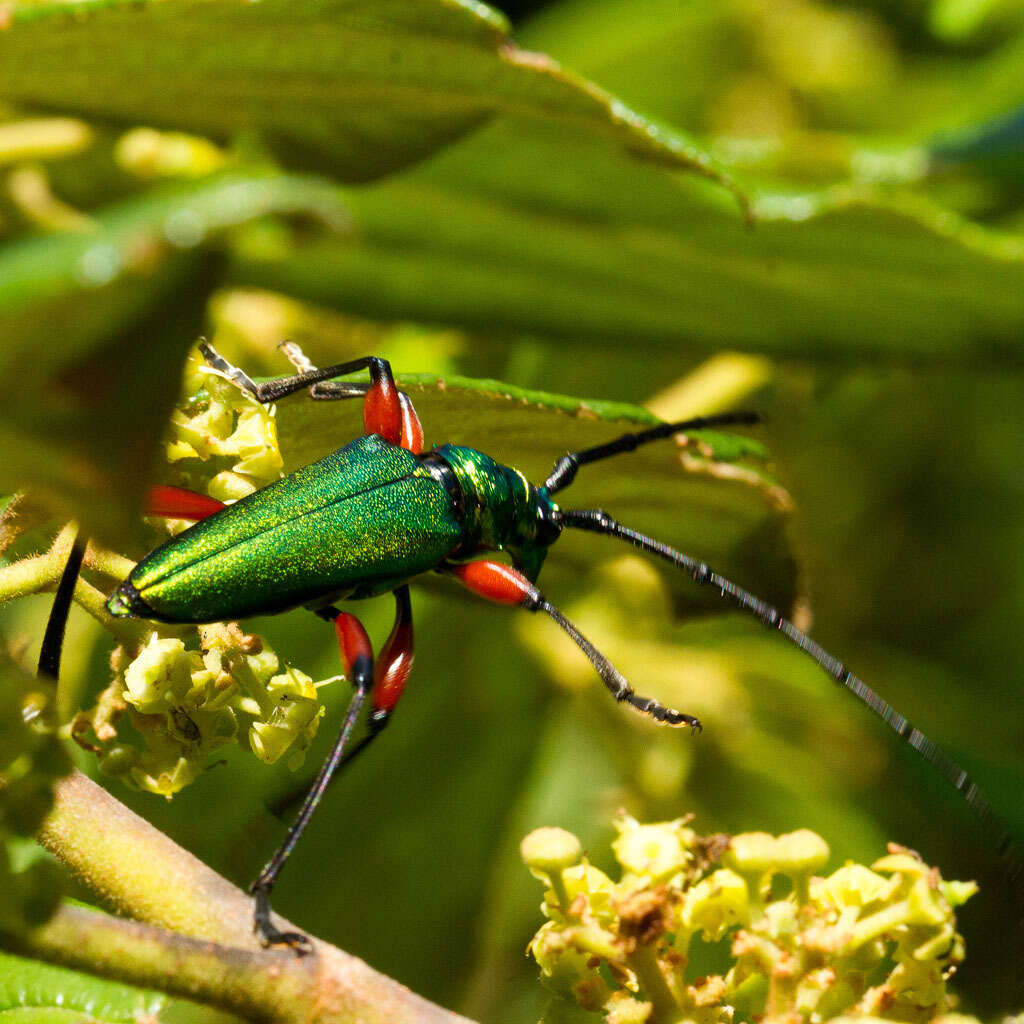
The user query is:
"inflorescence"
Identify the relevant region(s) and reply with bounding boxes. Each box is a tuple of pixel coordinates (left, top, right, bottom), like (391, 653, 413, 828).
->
(71, 349, 338, 796)
(521, 814, 977, 1024)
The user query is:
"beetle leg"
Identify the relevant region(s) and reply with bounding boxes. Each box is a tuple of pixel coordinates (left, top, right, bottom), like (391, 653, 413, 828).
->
(281, 341, 423, 453)
(280, 340, 368, 401)
(146, 484, 226, 521)
(268, 587, 415, 822)
(250, 609, 375, 954)
(368, 584, 415, 732)
(397, 392, 424, 454)
(444, 560, 701, 730)
(199, 340, 410, 447)
(37, 533, 86, 680)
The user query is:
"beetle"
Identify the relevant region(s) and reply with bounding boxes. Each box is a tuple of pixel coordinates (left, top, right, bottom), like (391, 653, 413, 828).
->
(38, 340, 1017, 953)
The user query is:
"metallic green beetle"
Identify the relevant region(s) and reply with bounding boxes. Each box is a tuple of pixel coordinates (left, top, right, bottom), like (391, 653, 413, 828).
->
(44, 341, 1011, 953)
(109, 435, 558, 623)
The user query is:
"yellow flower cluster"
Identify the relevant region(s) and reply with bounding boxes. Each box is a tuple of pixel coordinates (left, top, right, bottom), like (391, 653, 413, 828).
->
(71, 347, 336, 796)
(522, 815, 976, 1024)
(163, 348, 284, 513)
(74, 622, 332, 798)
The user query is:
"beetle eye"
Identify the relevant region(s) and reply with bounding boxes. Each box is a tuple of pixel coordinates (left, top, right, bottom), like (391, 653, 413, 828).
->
(536, 510, 562, 547)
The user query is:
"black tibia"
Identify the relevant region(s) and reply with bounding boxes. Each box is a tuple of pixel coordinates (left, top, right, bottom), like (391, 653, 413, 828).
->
(279, 340, 371, 401)
(560, 507, 1023, 888)
(199, 340, 393, 404)
(253, 588, 415, 949)
(38, 534, 86, 680)
(249, 628, 373, 954)
(520, 575, 700, 730)
(544, 411, 759, 495)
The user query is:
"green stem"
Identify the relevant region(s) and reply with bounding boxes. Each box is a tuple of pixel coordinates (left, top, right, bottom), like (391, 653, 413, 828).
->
(0, 523, 148, 646)
(5, 902, 471, 1024)
(549, 872, 574, 916)
(83, 542, 136, 582)
(26, 770, 475, 1024)
(0, 523, 77, 601)
(5, 904, 305, 1022)
(72, 575, 148, 648)
(0, 550, 55, 602)
(630, 943, 680, 1024)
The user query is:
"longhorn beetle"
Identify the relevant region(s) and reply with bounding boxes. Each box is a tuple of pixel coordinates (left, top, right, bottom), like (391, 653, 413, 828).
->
(38, 341, 1018, 953)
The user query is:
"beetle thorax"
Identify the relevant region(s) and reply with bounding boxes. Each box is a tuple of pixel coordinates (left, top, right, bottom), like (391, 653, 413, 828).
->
(434, 444, 560, 581)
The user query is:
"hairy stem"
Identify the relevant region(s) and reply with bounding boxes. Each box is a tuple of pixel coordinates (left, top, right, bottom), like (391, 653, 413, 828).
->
(0, 523, 77, 602)
(6, 904, 308, 1022)
(20, 770, 474, 1024)
(0, 525, 146, 645)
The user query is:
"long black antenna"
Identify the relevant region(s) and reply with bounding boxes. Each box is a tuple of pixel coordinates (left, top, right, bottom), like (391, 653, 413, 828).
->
(560, 507, 1021, 881)
(38, 534, 86, 680)
(545, 412, 759, 494)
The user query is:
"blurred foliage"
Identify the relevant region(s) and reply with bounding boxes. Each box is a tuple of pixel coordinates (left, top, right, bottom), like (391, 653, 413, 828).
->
(0, 0, 1023, 1021)
(0, 657, 69, 936)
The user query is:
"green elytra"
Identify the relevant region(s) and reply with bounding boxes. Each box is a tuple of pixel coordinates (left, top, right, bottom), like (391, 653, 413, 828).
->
(109, 436, 557, 623)
(40, 340, 1014, 953)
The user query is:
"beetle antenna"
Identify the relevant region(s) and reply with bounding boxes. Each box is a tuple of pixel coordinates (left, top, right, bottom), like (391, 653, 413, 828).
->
(560, 507, 1022, 879)
(38, 533, 86, 680)
(544, 412, 759, 495)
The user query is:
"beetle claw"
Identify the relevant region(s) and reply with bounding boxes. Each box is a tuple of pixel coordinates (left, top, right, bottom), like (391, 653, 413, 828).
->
(267, 928, 314, 956)
(252, 885, 314, 956)
(254, 917, 314, 956)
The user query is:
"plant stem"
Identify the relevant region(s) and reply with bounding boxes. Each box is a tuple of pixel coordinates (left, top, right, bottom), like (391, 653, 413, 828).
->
(0, 550, 55, 602)
(0, 525, 145, 644)
(631, 943, 681, 1024)
(83, 542, 135, 582)
(20, 769, 474, 1024)
(6, 904, 306, 1022)
(0, 523, 77, 601)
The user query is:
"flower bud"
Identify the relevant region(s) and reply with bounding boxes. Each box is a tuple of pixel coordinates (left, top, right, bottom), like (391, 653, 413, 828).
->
(521, 827, 583, 877)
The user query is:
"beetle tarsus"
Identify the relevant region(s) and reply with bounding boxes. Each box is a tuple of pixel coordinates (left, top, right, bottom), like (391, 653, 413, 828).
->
(622, 690, 701, 730)
(252, 884, 313, 955)
(199, 340, 262, 397)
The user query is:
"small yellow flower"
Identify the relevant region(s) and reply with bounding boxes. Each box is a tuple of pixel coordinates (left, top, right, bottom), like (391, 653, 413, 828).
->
(523, 815, 975, 1024)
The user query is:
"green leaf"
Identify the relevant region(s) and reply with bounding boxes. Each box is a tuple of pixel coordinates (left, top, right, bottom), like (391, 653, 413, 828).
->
(0, 169, 347, 542)
(930, 106, 1024, 183)
(233, 118, 1024, 364)
(0, 951, 164, 1024)
(0, 0, 736, 194)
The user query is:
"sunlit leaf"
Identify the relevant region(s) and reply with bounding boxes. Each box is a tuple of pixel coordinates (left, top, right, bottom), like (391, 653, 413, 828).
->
(0, 951, 164, 1023)
(0, 0, 735, 193)
(234, 118, 1024, 364)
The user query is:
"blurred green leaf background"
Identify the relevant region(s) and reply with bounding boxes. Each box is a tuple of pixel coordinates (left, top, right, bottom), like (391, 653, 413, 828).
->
(1, 0, 1023, 1018)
